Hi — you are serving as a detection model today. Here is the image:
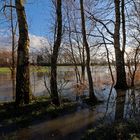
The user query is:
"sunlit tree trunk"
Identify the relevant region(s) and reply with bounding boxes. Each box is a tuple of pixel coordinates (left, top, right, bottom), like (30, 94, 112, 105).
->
(15, 0, 30, 105)
(80, 0, 97, 101)
(114, 0, 127, 89)
(50, 0, 62, 106)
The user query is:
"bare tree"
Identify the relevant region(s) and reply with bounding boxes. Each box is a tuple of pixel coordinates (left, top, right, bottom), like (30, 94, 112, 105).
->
(10, 0, 17, 100)
(1, 0, 17, 99)
(113, 0, 127, 89)
(15, 0, 30, 105)
(85, 0, 128, 89)
(126, 0, 140, 87)
(80, 0, 97, 101)
(50, 0, 62, 106)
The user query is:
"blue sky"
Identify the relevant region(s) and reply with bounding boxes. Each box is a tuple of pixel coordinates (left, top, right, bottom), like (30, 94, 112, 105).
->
(25, 0, 52, 37)
(0, 0, 52, 50)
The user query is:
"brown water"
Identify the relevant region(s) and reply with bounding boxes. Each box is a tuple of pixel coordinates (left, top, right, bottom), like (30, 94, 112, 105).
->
(1, 66, 140, 139)
(0, 66, 113, 102)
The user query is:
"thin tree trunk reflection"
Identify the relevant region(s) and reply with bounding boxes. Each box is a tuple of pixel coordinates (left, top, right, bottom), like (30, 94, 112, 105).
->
(115, 90, 126, 120)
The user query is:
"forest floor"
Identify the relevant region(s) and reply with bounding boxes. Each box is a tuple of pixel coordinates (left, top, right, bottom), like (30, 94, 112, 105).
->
(0, 96, 140, 140)
(0, 96, 101, 140)
(0, 94, 106, 140)
(0, 97, 77, 131)
(82, 119, 140, 140)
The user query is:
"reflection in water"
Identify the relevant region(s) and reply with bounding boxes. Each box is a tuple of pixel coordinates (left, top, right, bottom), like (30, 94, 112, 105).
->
(115, 90, 126, 120)
(124, 88, 140, 119)
(104, 88, 140, 121)
(16, 108, 103, 140)
(1, 67, 140, 139)
(0, 66, 113, 102)
(2, 87, 140, 140)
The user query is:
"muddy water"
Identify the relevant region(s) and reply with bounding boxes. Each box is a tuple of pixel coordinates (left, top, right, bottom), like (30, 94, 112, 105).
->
(0, 66, 113, 102)
(1, 66, 140, 139)
(16, 108, 103, 140)
(1, 87, 140, 140)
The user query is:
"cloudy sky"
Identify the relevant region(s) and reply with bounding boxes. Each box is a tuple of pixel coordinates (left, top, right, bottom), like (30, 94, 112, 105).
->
(0, 0, 52, 51)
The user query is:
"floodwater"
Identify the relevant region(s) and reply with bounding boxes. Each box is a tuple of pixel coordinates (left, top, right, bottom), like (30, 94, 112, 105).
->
(0, 66, 140, 140)
(0, 66, 113, 102)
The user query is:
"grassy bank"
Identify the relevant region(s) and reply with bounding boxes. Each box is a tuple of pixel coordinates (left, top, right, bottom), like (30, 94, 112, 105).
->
(82, 120, 140, 140)
(0, 96, 77, 131)
(0, 66, 49, 74)
(0, 67, 11, 74)
(0, 96, 78, 139)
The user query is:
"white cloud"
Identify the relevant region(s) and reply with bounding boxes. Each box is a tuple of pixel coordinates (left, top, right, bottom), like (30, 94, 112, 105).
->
(0, 33, 49, 52)
(29, 34, 49, 51)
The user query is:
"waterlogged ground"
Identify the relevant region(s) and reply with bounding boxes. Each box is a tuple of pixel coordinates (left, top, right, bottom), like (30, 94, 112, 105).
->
(0, 66, 140, 139)
(0, 66, 113, 102)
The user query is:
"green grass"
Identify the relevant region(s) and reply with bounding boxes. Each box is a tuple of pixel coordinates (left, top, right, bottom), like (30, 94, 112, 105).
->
(30, 66, 49, 73)
(0, 96, 77, 128)
(82, 120, 140, 140)
(0, 66, 49, 74)
(0, 67, 11, 74)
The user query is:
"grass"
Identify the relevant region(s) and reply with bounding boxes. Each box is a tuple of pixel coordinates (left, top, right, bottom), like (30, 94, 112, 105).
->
(30, 66, 49, 73)
(0, 67, 11, 74)
(0, 97, 81, 140)
(0, 66, 49, 74)
(0, 96, 77, 130)
(82, 120, 140, 140)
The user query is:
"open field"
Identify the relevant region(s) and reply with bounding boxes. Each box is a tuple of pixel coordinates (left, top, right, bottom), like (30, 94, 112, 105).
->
(0, 67, 11, 74)
(0, 66, 49, 74)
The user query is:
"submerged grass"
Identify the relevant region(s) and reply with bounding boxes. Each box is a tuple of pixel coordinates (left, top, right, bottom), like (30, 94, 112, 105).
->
(0, 96, 77, 130)
(81, 96, 103, 106)
(30, 66, 49, 73)
(82, 120, 140, 140)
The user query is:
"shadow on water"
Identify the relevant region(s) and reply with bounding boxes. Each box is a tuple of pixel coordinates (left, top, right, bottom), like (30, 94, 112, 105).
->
(1, 67, 140, 139)
(1, 87, 140, 140)
(104, 87, 140, 122)
(15, 109, 103, 140)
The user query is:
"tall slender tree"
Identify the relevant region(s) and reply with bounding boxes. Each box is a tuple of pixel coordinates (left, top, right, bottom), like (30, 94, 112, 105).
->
(85, 0, 128, 89)
(80, 0, 97, 101)
(10, 0, 17, 100)
(114, 0, 127, 89)
(15, 0, 30, 105)
(50, 0, 62, 106)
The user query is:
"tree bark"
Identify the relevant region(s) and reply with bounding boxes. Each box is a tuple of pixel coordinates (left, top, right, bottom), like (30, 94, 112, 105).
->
(81, 45, 85, 82)
(15, 0, 30, 105)
(114, 0, 127, 89)
(80, 0, 97, 101)
(50, 0, 62, 106)
(10, 0, 17, 100)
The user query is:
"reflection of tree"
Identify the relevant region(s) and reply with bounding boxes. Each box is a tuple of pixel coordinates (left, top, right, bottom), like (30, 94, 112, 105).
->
(124, 89, 137, 119)
(107, 88, 138, 121)
(115, 90, 126, 121)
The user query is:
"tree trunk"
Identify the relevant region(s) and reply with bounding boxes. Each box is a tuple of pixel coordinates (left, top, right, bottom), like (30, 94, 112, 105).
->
(80, 0, 97, 101)
(50, 0, 62, 106)
(15, 0, 30, 105)
(114, 48, 127, 89)
(81, 46, 85, 82)
(10, 0, 16, 100)
(114, 0, 127, 89)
